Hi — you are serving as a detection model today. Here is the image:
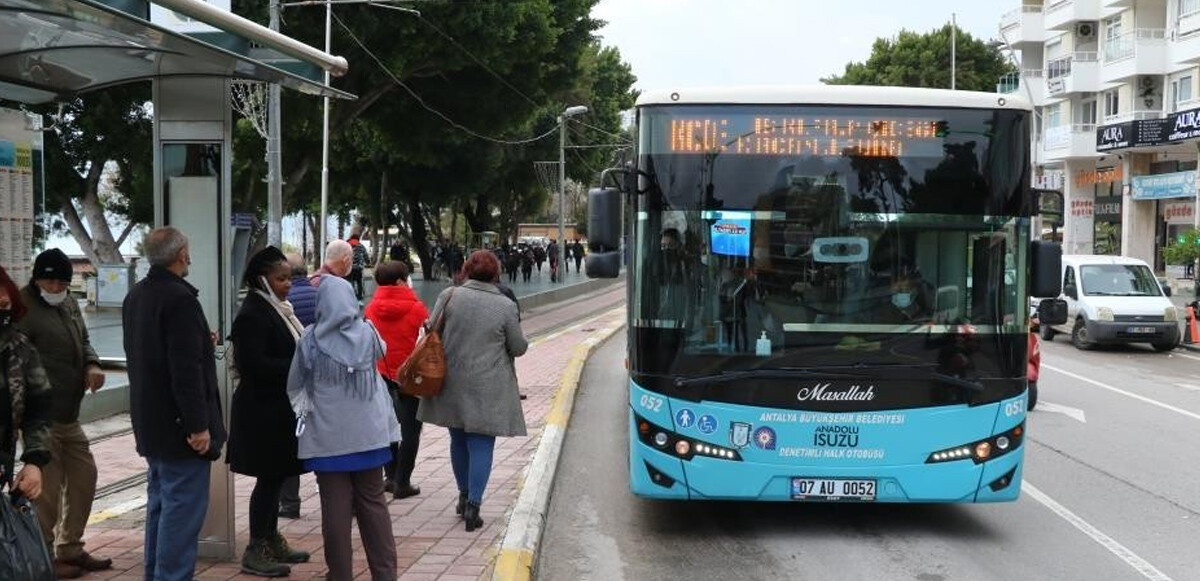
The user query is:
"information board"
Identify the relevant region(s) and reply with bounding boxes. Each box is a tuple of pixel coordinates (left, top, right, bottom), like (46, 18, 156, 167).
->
(0, 108, 41, 287)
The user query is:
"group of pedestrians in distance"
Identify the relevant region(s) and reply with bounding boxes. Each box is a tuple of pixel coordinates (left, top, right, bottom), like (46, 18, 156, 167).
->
(0, 248, 113, 580)
(494, 237, 586, 284)
(113, 226, 528, 580)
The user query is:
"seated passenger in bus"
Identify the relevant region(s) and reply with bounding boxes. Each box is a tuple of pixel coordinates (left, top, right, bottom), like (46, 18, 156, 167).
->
(877, 270, 935, 325)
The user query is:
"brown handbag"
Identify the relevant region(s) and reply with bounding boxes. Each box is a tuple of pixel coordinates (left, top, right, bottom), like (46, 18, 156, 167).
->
(397, 290, 453, 397)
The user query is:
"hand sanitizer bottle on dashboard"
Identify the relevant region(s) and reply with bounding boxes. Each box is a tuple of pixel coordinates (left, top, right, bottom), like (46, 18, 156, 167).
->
(756, 331, 771, 356)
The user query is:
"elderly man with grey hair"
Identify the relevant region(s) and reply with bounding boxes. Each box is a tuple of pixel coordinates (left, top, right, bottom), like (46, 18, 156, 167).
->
(310, 239, 354, 288)
(122, 226, 227, 581)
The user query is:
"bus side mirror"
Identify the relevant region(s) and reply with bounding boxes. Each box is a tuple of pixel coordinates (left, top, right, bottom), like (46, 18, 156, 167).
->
(1030, 240, 1062, 298)
(585, 187, 621, 279)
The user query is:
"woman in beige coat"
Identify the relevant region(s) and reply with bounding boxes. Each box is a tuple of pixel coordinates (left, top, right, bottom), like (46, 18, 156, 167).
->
(419, 250, 528, 531)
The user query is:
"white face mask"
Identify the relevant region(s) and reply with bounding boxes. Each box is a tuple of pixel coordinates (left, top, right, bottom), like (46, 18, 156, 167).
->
(892, 292, 914, 310)
(41, 289, 68, 306)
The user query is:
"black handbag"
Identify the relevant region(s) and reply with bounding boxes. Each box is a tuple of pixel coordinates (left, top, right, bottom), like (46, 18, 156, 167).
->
(0, 490, 54, 581)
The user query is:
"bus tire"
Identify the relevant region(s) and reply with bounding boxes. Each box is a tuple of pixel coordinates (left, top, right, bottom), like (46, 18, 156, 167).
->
(1027, 381, 1038, 410)
(1071, 318, 1095, 351)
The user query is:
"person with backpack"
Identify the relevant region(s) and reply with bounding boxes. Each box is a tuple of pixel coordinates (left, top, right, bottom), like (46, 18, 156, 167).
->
(347, 233, 369, 300)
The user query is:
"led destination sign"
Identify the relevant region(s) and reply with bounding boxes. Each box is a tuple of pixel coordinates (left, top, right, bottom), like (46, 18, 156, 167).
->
(666, 116, 947, 157)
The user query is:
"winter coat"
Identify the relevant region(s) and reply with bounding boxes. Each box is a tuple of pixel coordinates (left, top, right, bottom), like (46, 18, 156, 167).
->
(417, 280, 528, 437)
(16, 284, 100, 423)
(364, 284, 429, 380)
(350, 239, 368, 271)
(287, 276, 318, 327)
(287, 278, 401, 460)
(123, 266, 227, 461)
(226, 293, 304, 478)
(0, 327, 53, 484)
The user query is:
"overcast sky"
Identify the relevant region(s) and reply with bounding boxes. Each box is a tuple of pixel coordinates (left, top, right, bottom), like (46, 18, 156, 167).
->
(593, 0, 1012, 92)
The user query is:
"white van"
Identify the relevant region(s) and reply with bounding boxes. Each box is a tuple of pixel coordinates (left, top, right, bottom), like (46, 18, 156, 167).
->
(1041, 255, 1180, 351)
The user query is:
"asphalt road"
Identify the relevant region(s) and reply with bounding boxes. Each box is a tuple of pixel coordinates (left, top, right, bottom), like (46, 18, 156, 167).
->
(538, 334, 1200, 581)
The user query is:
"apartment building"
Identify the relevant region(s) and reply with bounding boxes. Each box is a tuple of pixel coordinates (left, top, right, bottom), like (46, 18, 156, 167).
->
(1000, 0, 1200, 270)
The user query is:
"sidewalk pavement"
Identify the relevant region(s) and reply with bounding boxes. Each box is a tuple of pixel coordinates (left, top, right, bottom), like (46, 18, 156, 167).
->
(75, 295, 627, 580)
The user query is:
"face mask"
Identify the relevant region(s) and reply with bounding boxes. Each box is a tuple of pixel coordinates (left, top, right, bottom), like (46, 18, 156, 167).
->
(892, 292, 914, 309)
(0, 309, 12, 328)
(41, 289, 68, 305)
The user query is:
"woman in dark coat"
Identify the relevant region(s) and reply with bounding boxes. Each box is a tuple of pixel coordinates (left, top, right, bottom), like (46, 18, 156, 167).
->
(227, 247, 309, 577)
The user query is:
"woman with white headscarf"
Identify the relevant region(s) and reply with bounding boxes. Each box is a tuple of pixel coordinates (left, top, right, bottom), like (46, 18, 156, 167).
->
(288, 276, 401, 581)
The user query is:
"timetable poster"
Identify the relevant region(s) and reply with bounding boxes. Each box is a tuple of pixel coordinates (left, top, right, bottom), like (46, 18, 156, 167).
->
(0, 108, 41, 287)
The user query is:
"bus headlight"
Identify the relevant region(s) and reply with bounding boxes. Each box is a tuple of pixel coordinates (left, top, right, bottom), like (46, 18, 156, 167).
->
(1096, 307, 1115, 322)
(926, 421, 1024, 465)
(633, 413, 743, 462)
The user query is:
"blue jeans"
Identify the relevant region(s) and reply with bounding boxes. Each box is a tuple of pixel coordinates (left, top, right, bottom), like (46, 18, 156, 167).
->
(144, 457, 210, 581)
(447, 428, 496, 504)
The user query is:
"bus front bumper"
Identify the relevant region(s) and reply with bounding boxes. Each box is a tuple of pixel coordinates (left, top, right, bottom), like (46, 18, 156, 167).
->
(630, 437, 1024, 503)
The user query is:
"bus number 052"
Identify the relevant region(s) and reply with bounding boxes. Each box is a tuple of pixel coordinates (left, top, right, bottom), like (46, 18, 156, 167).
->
(639, 395, 664, 413)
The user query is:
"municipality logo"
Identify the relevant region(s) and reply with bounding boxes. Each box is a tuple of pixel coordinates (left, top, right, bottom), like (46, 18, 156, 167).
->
(729, 422, 751, 449)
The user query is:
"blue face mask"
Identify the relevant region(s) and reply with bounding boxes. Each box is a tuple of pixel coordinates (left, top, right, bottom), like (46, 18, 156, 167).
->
(892, 292, 914, 309)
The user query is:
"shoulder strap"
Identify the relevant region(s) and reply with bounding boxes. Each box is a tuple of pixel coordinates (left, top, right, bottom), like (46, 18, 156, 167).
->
(432, 288, 455, 333)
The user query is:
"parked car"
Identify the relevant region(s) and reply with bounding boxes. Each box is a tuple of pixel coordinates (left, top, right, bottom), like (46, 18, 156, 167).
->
(1040, 255, 1181, 352)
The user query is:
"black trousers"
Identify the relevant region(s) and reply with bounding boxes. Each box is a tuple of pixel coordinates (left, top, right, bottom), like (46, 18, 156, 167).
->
(384, 379, 423, 486)
(279, 476, 300, 512)
(348, 268, 364, 299)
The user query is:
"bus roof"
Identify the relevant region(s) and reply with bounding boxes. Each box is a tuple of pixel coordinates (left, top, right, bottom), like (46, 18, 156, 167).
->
(636, 85, 1031, 111)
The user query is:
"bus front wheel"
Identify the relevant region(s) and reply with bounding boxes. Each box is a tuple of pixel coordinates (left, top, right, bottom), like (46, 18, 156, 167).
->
(1027, 381, 1038, 410)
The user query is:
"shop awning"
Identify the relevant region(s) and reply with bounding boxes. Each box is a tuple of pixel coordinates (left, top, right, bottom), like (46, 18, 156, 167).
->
(0, 0, 355, 104)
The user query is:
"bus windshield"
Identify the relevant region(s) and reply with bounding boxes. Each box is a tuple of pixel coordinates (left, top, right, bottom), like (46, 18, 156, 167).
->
(632, 104, 1031, 374)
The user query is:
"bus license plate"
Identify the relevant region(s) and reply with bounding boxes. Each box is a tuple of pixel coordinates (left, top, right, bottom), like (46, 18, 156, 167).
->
(1127, 326, 1155, 334)
(791, 478, 876, 501)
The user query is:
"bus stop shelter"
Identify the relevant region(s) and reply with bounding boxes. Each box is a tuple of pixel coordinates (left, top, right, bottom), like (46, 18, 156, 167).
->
(0, 0, 355, 559)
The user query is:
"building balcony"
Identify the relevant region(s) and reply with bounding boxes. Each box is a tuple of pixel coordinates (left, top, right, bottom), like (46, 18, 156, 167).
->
(997, 70, 1046, 106)
(1102, 110, 1162, 124)
(1000, 5, 1046, 46)
(1175, 97, 1200, 112)
(1045, 52, 1101, 96)
(1171, 12, 1200, 65)
(1042, 124, 1100, 161)
(1102, 29, 1168, 82)
(1043, 0, 1101, 31)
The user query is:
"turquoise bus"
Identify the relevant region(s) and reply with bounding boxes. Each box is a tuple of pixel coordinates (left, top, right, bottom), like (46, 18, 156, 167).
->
(585, 86, 1065, 503)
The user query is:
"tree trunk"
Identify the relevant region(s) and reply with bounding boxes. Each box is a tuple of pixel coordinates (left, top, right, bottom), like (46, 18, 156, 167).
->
(407, 195, 433, 279)
(69, 162, 125, 265)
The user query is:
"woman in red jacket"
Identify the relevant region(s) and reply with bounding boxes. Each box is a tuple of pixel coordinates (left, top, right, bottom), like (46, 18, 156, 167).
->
(365, 260, 430, 499)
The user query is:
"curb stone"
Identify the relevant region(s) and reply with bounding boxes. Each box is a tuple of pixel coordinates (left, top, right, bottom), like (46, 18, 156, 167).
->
(487, 309, 626, 581)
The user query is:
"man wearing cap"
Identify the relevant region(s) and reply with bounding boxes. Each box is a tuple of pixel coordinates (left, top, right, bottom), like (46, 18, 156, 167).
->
(16, 248, 110, 578)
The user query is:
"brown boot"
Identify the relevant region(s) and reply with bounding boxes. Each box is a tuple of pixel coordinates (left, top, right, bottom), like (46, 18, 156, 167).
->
(60, 552, 114, 572)
(54, 561, 84, 579)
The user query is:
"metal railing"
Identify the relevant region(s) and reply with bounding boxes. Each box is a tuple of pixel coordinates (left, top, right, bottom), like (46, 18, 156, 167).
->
(1045, 0, 1071, 14)
(1103, 29, 1167, 62)
(1001, 5, 1043, 29)
(996, 69, 1044, 94)
(1102, 110, 1162, 124)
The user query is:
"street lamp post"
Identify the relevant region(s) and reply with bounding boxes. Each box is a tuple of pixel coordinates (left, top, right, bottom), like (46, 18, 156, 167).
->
(558, 105, 588, 282)
(281, 0, 418, 261)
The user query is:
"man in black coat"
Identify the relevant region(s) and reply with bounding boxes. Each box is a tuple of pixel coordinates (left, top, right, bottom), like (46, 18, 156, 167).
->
(123, 226, 226, 581)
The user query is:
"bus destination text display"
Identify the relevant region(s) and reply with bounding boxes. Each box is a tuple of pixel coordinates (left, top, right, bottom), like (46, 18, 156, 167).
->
(666, 116, 946, 157)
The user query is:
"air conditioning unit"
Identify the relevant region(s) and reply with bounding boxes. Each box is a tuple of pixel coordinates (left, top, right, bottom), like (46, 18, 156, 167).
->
(1077, 22, 1096, 39)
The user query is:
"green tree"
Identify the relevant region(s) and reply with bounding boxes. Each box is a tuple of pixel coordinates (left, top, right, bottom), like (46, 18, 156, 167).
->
(822, 25, 1014, 91)
(1163, 229, 1200, 266)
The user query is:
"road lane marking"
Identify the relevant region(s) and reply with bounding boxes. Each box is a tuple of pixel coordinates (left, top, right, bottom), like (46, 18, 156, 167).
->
(1042, 363, 1200, 422)
(1023, 482, 1174, 581)
(1037, 401, 1087, 423)
(1174, 383, 1200, 392)
(1169, 350, 1200, 363)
